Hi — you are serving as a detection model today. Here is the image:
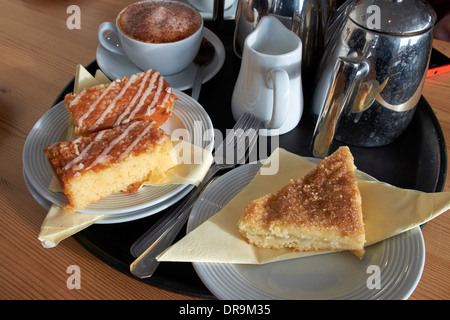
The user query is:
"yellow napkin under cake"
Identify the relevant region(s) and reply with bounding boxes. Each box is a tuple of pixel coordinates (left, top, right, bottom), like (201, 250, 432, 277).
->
(38, 65, 212, 248)
(157, 148, 450, 264)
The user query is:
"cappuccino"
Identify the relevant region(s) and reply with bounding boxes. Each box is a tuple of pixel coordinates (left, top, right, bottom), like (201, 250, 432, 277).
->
(118, 1, 202, 44)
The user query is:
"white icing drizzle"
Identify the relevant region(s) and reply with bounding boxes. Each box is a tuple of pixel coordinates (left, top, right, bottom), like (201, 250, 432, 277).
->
(93, 73, 139, 128)
(127, 71, 160, 120)
(63, 131, 106, 171)
(120, 122, 155, 160)
(68, 89, 88, 109)
(63, 141, 93, 171)
(143, 75, 164, 117)
(152, 81, 172, 116)
(115, 70, 157, 126)
(158, 87, 172, 116)
(70, 69, 173, 134)
(77, 82, 116, 127)
(85, 122, 140, 170)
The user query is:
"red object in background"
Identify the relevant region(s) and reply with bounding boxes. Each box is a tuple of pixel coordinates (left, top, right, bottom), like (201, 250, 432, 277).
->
(427, 64, 450, 77)
(427, 48, 450, 77)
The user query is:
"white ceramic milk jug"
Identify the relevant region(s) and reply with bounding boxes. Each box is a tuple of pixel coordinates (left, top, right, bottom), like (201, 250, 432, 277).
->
(231, 16, 303, 135)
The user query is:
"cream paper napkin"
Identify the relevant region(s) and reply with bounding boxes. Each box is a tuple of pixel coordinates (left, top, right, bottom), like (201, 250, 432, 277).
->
(158, 148, 450, 264)
(38, 65, 212, 248)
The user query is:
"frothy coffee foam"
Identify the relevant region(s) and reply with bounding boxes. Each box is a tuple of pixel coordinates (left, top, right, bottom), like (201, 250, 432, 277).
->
(118, 1, 202, 44)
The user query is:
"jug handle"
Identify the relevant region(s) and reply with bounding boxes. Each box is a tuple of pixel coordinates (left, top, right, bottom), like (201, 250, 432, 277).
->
(265, 69, 290, 129)
(311, 57, 369, 157)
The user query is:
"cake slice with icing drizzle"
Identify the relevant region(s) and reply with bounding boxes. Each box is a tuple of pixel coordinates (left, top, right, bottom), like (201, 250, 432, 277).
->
(44, 120, 177, 212)
(64, 69, 177, 135)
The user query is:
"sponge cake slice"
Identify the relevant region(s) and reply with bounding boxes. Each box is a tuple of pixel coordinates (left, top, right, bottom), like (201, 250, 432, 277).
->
(238, 146, 366, 258)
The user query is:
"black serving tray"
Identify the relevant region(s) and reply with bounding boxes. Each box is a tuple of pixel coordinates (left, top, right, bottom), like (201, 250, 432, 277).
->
(53, 21, 447, 299)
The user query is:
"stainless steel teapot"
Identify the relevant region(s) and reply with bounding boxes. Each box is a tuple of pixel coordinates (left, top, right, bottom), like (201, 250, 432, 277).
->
(311, 0, 436, 158)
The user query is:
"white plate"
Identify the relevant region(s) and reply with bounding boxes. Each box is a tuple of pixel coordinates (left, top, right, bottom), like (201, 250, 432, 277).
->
(96, 28, 225, 91)
(23, 168, 192, 224)
(188, 161, 425, 300)
(23, 89, 214, 215)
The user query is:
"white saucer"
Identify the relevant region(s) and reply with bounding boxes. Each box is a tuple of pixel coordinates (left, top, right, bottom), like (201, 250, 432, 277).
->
(96, 28, 225, 91)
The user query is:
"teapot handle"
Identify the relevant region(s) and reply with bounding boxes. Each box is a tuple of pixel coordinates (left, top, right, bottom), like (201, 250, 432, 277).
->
(325, 0, 356, 46)
(265, 69, 290, 130)
(311, 56, 369, 157)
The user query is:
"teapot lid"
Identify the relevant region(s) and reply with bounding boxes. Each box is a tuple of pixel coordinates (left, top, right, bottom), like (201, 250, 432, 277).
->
(349, 0, 436, 35)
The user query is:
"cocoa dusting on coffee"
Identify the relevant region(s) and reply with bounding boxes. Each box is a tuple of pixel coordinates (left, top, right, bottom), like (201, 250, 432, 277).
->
(118, 1, 202, 44)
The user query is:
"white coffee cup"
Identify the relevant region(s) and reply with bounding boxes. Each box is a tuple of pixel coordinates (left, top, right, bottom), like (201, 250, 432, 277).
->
(98, 0, 203, 76)
(231, 16, 303, 135)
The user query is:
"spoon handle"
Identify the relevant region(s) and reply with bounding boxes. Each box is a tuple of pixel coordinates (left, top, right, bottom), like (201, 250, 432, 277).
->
(191, 66, 204, 101)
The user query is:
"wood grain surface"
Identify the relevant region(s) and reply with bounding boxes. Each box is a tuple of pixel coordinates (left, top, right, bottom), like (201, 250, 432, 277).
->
(1, 0, 449, 300)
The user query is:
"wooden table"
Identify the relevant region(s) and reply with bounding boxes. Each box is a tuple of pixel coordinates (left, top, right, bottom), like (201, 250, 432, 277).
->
(1, 0, 449, 300)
